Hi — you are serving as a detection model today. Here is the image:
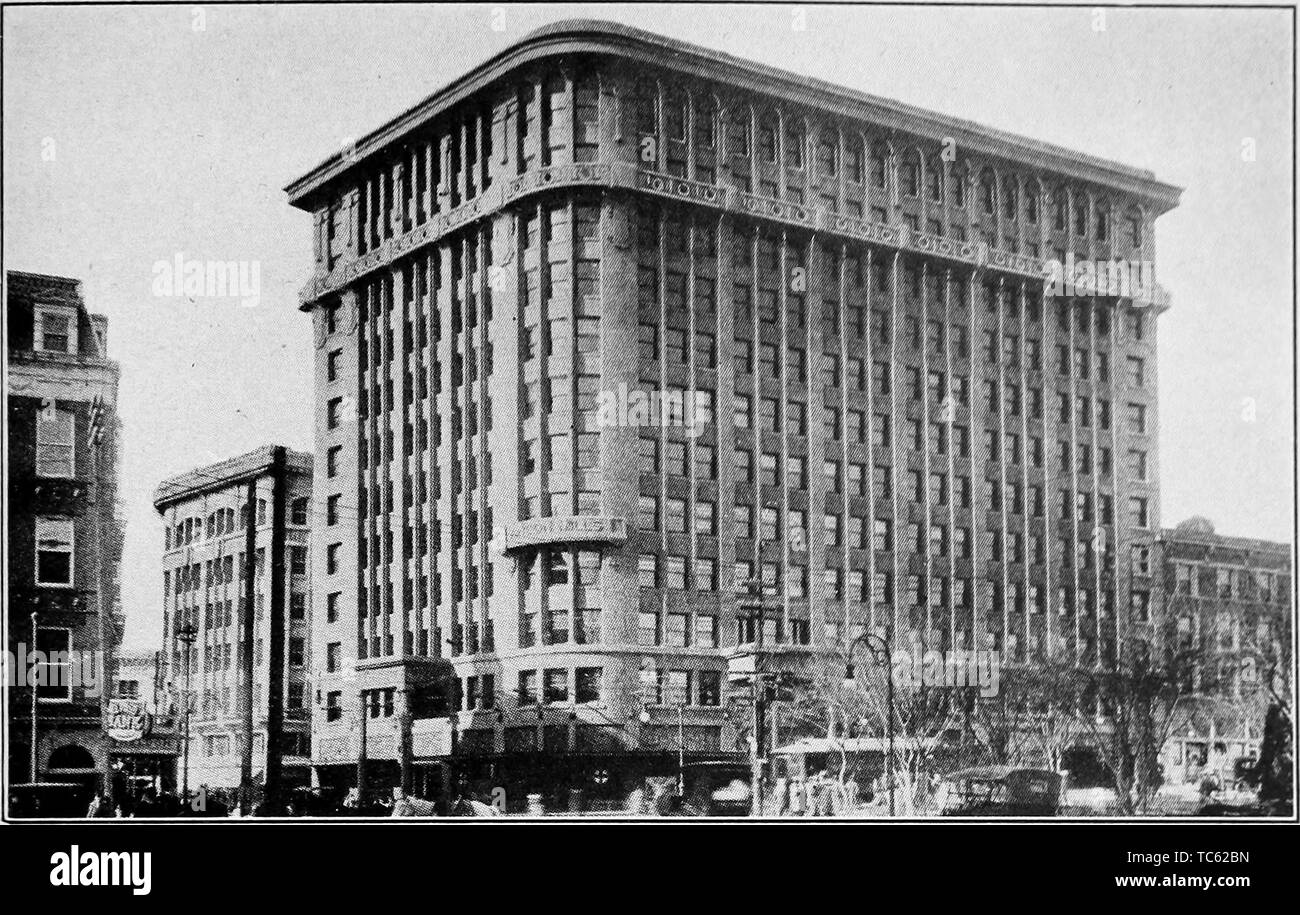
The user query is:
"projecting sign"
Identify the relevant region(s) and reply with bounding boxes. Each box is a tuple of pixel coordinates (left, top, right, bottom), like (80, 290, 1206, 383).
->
(107, 699, 149, 742)
(498, 516, 628, 552)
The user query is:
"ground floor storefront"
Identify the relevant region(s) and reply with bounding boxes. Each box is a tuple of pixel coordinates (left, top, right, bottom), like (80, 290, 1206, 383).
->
(313, 751, 749, 814)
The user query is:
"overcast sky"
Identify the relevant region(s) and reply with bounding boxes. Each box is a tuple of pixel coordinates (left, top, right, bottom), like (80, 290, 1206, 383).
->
(3, 3, 1293, 651)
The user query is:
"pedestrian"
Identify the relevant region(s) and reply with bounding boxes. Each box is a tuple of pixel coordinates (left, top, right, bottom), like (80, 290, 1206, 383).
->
(773, 774, 789, 816)
(789, 777, 806, 816)
(815, 771, 833, 816)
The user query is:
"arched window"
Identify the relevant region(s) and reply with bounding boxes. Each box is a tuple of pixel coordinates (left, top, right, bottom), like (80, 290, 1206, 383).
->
(1125, 206, 1144, 249)
(927, 159, 943, 202)
(848, 137, 866, 184)
(727, 108, 750, 158)
(632, 79, 658, 136)
(870, 141, 890, 189)
(758, 115, 779, 165)
(980, 169, 996, 215)
(694, 95, 718, 184)
(817, 130, 838, 178)
(784, 119, 805, 170)
(901, 151, 921, 197)
(1002, 177, 1018, 220)
(950, 163, 967, 208)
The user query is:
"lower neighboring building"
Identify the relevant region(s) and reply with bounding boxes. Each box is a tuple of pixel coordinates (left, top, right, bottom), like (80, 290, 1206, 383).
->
(1156, 516, 1292, 786)
(153, 446, 314, 796)
(105, 648, 179, 803)
(6, 270, 124, 817)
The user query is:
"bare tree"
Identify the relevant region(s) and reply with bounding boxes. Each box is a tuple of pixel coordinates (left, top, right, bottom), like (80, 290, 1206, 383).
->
(1072, 629, 1210, 815)
(776, 643, 964, 815)
(965, 663, 1086, 772)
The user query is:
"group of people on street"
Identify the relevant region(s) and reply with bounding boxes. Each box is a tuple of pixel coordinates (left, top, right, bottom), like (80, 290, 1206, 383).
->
(771, 770, 861, 816)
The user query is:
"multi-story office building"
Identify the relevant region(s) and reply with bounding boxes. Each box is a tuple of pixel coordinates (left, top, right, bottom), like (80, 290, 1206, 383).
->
(1156, 517, 1292, 785)
(154, 446, 314, 793)
(285, 21, 1180, 804)
(6, 270, 124, 815)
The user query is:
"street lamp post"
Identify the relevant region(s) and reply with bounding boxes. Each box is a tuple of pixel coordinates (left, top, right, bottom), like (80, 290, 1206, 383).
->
(30, 611, 39, 784)
(735, 579, 778, 816)
(175, 618, 199, 800)
(843, 627, 895, 817)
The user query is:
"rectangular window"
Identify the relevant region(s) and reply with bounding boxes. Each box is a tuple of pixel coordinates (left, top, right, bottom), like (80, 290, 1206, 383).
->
(37, 310, 72, 353)
(543, 669, 569, 704)
(575, 667, 602, 704)
(35, 406, 75, 478)
(1129, 496, 1149, 529)
(639, 611, 660, 646)
(517, 671, 538, 705)
(35, 517, 74, 586)
(666, 612, 689, 647)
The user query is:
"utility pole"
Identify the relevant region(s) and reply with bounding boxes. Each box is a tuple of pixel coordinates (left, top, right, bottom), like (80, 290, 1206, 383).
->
(176, 619, 198, 798)
(736, 579, 772, 817)
(356, 691, 368, 801)
(239, 478, 257, 815)
(88, 394, 113, 798)
(264, 447, 287, 814)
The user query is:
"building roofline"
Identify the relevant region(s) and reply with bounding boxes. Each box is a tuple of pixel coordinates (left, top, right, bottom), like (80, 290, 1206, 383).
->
(6, 269, 84, 288)
(1159, 526, 1293, 558)
(152, 445, 313, 510)
(285, 19, 1182, 213)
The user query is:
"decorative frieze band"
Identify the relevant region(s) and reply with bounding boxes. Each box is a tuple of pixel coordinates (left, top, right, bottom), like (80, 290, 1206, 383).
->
(301, 161, 1167, 309)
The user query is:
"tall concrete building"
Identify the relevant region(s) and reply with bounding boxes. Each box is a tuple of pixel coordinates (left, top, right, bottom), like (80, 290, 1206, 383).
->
(153, 446, 313, 794)
(1156, 517, 1292, 784)
(285, 21, 1180, 804)
(6, 270, 124, 815)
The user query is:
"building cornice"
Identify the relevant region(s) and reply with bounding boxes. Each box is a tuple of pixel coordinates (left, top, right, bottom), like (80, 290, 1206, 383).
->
(6, 353, 120, 403)
(152, 445, 313, 510)
(285, 19, 1182, 214)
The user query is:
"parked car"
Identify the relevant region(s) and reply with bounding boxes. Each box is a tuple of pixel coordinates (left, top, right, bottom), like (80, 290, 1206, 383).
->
(937, 766, 1062, 817)
(680, 761, 753, 816)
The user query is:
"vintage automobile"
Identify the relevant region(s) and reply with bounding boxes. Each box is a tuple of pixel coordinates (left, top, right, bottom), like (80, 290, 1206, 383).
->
(680, 760, 753, 816)
(936, 766, 1062, 817)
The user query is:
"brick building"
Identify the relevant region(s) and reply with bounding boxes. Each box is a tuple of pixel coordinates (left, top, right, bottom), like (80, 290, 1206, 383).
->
(6, 270, 124, 815)
(1156, 517, 1292, 785)
(153, 446, 313, 795)
(285, 21, 1180, 806)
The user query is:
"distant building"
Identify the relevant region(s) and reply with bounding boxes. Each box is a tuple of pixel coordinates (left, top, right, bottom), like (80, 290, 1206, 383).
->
(1157, 517, 1292, 785)
(113, 649, 159, 706)
(153, 446, 313, 794)
(107, 648, 178, 798)
(6, 270, 124, 815)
